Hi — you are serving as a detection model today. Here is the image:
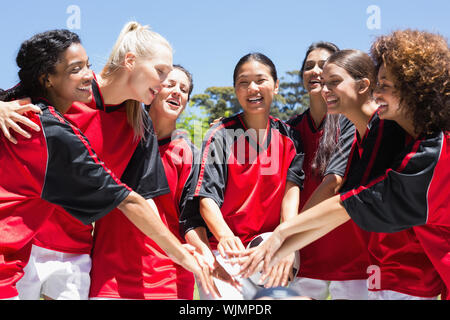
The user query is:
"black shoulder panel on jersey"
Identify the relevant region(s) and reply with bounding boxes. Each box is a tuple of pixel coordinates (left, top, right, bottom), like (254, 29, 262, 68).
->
(342, 132, 443, 233)
(39, 104, 131, 225)
(120, 115, 170, 199)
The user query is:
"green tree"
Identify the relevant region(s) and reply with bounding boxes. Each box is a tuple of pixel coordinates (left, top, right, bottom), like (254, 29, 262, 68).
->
(274, 70, 309, 120)
(176, 102, 210, 147)
(190, 87, 239, 124)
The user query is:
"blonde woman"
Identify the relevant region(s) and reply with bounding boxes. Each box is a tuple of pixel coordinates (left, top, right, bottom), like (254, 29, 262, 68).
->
(2, 22, 218, 299)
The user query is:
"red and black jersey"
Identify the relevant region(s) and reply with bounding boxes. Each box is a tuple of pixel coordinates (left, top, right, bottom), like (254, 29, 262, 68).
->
(0, 99, 131, 299)
(193, 113, 305, 250)
(340, 110, 443, 297)
(287, 112, 369, 280)
(32, 77, 169, 254)
(341, 130, 450, 299)
(89, 131, 199, 300)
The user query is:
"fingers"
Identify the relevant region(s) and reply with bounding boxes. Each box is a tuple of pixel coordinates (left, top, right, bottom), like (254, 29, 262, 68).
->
(12, 113, 41, 132)
(1, 122, 17, 144)
(18, 103, 42, 115)
(7, 118, 32, 139)
(260, 254, 294, 288)
(218, 237, 245, 259)
(16, 98, 32, 106)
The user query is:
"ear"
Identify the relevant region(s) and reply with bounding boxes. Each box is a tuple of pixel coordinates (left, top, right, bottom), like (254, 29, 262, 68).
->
(39, 74, 52, 88)
(124, 52, 136, 70)
(358, 78, 371, 95)
(274, 79, 280, 95)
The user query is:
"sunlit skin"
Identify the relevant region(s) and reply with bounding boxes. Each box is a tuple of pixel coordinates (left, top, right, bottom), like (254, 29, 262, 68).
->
(234, 60, 279, 142)
(373, 64, 416, 138)
(199, 58, 300, 289)
(149, 68, 241, 297)
(149, 68, 190, 139)
(302, 48, 334, 126)
(45, 43, 94, 114)
(97, 43, 173, 106)
(321, 62, 378, 137)
(230, 60, 379, 279)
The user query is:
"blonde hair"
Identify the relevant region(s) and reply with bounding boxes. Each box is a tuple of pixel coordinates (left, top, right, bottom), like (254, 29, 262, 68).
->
(101, 21, 173, 139)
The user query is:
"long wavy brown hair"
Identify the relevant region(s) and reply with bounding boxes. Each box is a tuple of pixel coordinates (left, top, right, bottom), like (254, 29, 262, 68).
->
(370, 29, 450, 135)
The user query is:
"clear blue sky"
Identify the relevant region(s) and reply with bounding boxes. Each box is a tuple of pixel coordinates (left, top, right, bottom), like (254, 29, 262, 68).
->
(1, 0, 449, 96)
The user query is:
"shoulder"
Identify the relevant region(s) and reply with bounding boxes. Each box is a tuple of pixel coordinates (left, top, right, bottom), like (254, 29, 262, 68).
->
(285, 109, 310, 127)
(202, 113, 242, 143)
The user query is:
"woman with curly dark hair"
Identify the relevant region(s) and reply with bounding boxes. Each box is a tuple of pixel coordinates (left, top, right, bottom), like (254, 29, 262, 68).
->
(236, 29, 450, 300)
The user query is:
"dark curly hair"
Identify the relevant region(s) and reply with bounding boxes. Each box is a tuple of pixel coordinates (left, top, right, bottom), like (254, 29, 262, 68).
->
(0, 29, 81, 102)
(370, 29, 450, 135)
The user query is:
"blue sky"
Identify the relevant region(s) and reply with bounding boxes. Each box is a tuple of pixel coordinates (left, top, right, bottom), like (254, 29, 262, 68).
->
(1, 0, 449, 96)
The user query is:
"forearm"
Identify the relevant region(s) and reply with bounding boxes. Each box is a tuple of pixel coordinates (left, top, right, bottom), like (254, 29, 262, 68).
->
(277, 194, 350, 242)
(301, 174, 343, 212)
(280, 181, 300, 222)
(272, 222, 341, 266)
(119, 192, 190, 265)
(185, 227, 212, 255)
(199, 197, 234, 242)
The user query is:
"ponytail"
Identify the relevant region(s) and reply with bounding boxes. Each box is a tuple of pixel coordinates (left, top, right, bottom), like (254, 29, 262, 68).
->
(101, 21, 173, 139)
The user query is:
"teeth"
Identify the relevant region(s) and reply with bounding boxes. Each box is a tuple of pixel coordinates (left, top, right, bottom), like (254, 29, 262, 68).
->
(78, 86, 91, 91)
(248, 97, 262, 102)
(167, 100, 180, 106)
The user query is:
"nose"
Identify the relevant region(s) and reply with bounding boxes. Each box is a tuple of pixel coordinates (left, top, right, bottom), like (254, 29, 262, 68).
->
(171, 85, 181, 97)
(83, 67, 94, 82)
(312, 65, 321, 75)
(372, 85, 382, 99)
(248, 81, 258, 93)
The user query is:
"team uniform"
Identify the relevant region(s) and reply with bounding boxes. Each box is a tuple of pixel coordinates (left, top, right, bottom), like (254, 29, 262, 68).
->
(89, 130, 200, 300)
(286, 111, 370, 300)
(0, 99, 131, 299)
(341, 128, 450, 300)
(339, 110, 443, 299)
(16, 76, 170, 299)
(193, 113, 305, 299)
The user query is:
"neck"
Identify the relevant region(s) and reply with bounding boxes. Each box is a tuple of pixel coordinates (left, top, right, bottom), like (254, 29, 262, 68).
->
(149, 109, 176, 139)
(97, 73, 132, 106)
(242, 111, 269, 143)
(309, 92, 328, 127)
(344, 99, 378, 138)
(396, 116, 418, 139)
(45, 95, 72, 115)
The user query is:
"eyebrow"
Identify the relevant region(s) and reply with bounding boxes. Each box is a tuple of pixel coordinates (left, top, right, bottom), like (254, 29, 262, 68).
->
(237, 73, 268, 80)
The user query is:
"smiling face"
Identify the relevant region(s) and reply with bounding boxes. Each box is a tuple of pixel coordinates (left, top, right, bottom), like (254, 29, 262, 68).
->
(127, 43, 173, 105)
(302, 48, 333, 94)
(45, 43, 93, 112)
(150, 68, 191, 121)
(320, 62, 361, 116)
(373, 64, 402, 121)
(234, 60, 279, 116)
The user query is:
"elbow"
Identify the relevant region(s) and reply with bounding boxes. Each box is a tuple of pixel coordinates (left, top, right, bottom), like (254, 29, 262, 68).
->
(117, 191, 141, 215)
(322, 174, 344, 195)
